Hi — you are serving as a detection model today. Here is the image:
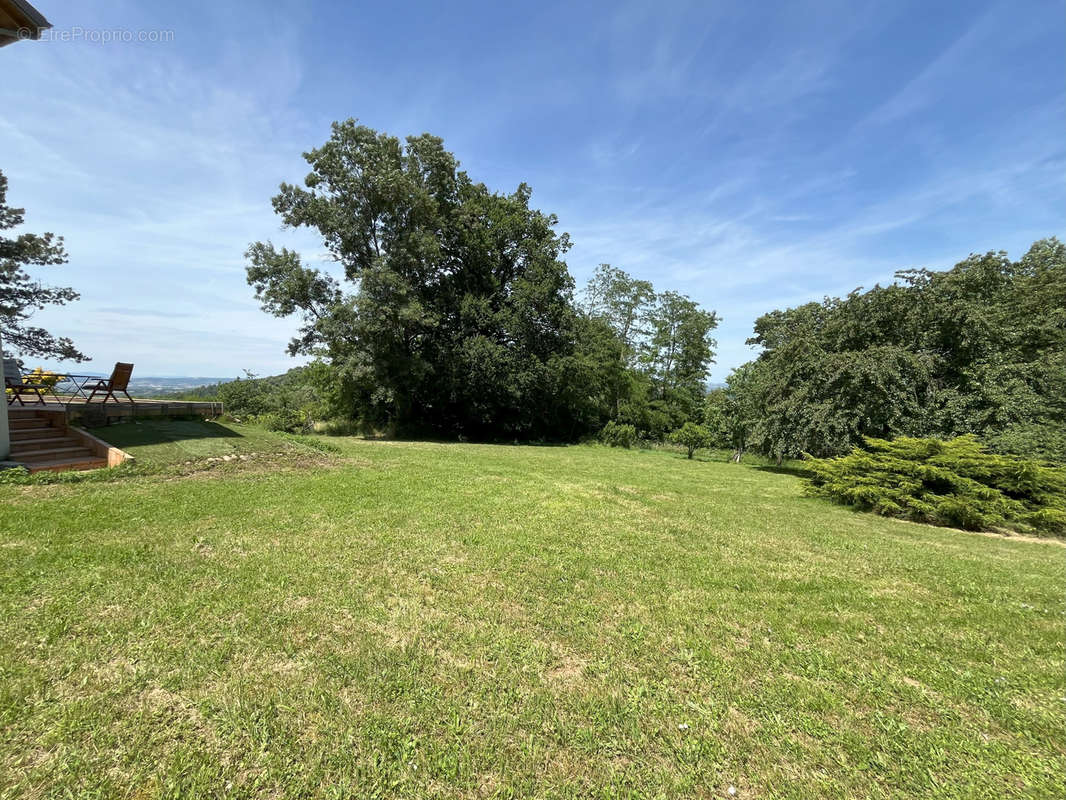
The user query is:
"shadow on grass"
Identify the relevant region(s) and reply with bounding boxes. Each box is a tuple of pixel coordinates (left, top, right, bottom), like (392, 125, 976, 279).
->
(88, 420, 242, 448)
(360, 431, 571, 447)
(754, 464, 814, 479)
(410, 437, 570, 448)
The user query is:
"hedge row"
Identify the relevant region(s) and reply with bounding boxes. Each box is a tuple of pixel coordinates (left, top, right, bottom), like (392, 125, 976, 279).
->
(805, 436, 1066, 536)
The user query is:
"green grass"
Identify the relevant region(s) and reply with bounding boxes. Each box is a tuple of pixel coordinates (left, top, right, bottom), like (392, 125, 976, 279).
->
(85, 419, 297, 466)
(1, 436, 1063, 798)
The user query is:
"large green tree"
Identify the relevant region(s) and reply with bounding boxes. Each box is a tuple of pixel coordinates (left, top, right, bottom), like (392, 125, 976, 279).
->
(581, 264, 719, 437)
(246, 121, 586, 439)
(0, 170, 86, 361)
(644, 290, 718, 423)
(703, 363, 759, 462)
(583, 264, 654, 363)
(581, 263, 654, 416)
(740, 239, 1066, 461)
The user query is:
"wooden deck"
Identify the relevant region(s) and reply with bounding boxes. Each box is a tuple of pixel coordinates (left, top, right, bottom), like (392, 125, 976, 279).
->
(9, 396, 223, 426)
(5, 398, 222, 472)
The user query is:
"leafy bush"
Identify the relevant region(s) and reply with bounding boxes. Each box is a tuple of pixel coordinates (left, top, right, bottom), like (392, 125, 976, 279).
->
(315, 418, 365, 437)
(216, 374, 272, 415)
(600, 421, 637, 448)
(249, 408, 312, 434)
(24, 367, 61, 390)
(984, 423, 1066, 466)
(669, 422, 713, 459)
(806, 436, 1066, 536)
(0, 465, 30, 483)
(0, 461, 143, 486)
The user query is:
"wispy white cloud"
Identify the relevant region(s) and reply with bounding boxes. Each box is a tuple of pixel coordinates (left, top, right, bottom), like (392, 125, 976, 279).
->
(559, 108, 1063, 381)
(2, 3, 327, 375)
(862, 5, 997, 128)
(860, 2, 1056, 131)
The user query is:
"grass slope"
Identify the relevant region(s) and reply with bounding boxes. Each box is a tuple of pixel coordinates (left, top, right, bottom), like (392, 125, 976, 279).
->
(85, 419, 296, 466)
(1, 437, 1063, 799)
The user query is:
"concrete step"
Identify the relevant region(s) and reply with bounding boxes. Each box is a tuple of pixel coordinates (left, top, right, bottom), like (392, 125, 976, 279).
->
(12, 445, 93, 461)
(9, 436, 75, 452)
(9, 426, 65, 440)
(8, 416, 57, 429)
(7, 408, 66, 419)
(23, 456, 107, 473)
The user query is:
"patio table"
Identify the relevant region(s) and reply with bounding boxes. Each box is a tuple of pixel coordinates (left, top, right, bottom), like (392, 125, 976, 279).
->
(52, 374, 103, 404)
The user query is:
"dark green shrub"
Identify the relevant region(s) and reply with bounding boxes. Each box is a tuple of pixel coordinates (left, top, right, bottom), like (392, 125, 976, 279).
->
(669, 422, 713, 459)
(806, 435, 1066, 536)
(984, 423, 1066, 465)
(250, 408, 311, 434)
(600, 421, 637, 448)
(217, 375, 271, 416)
(316, 418, 365, 436)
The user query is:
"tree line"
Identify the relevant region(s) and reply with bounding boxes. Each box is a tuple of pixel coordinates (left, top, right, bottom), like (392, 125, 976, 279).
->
(244, 120, 718, 441)
(5, 124, 1062, 464)
(242, 122, 1063, 460)
(705, 239, 1065, 464)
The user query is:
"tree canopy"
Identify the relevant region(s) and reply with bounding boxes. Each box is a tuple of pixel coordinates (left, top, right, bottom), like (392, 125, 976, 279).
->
(244, 124, 1066, 463)
(0, 170, 86, 361)
(247, 123, 721, 441)
(580, 263, 718, 440)
(730, 239, 1065, 462)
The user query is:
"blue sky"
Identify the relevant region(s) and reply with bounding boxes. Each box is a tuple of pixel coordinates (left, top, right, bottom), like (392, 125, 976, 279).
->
(2, 0, 1063, 380)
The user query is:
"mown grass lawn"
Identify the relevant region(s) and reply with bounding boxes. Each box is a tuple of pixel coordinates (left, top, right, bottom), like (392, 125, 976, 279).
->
(1, 433, 1063, 799)
(85, 419, 299, 466)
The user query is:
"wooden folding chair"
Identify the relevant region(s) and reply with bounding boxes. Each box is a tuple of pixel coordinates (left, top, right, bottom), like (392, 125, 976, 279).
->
(84, 362, 135, 403)
(4, 358, 48, 405)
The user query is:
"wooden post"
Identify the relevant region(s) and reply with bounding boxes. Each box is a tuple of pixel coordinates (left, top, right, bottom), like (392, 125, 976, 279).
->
(0, 334, 10, 461)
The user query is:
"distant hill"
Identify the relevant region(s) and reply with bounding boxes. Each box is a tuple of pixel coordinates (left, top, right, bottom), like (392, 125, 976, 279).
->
(33, 373, 233, 397)
(128, 376, 232, 395)
(147, 368, 307, 400)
